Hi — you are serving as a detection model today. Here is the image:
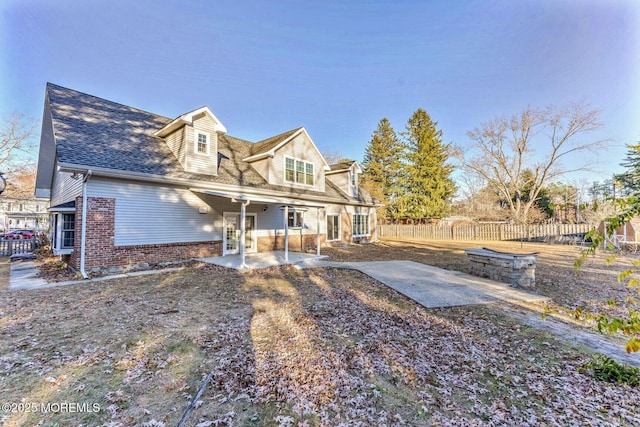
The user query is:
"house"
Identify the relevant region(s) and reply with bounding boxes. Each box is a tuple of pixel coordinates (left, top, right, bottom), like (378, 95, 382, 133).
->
(0, 196, 49, 232)
(35, 83, 378, 275)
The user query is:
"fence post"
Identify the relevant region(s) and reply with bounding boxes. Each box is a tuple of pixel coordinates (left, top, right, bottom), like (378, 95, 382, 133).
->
(7, 239, 13, 257)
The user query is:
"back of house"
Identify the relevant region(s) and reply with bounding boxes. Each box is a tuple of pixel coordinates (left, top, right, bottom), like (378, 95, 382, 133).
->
(35, 84, 378, 275)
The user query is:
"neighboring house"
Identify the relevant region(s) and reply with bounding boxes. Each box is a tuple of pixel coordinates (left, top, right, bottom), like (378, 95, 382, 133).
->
(0, 196, 49, 231)
(35, 83, 378, 275)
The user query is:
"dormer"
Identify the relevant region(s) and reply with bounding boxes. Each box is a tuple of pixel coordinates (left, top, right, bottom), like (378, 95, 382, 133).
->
(154, 107, 226, 176)
(326, 160, 362, 198)
(243, 127, 331, 192)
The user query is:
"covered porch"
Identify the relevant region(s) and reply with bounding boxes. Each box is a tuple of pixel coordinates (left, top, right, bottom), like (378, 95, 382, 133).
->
(192, 189, 327, 269)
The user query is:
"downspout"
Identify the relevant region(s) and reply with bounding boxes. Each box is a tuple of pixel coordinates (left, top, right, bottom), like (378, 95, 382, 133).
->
(79, 170, 92, 279)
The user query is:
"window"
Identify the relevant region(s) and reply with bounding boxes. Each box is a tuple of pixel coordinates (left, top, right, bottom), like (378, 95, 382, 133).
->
(285, 158, 295, 181)
(287, 210, 304, 228)
(306, 163, 314, 185)
(196, 131, 209, 154)
(285, 157, 314, 185)
(352, 214, 370, 236)
(327, 214, 340, 241)
(62, 214, 75, 248)
(51, 212, 75, 255)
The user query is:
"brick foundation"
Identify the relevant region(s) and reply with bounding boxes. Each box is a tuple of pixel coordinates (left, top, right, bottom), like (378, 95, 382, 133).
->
(69, 196, 222, 272)
(257, 234, 326, 253)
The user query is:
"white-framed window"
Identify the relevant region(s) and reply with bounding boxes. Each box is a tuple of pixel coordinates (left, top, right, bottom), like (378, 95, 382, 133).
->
(287, 210, 304, 228)
(285, 156, 314, 186)
(51, 212, 75, 254)
(195, 130, 210, 155)
(352, 214, 370, 236)
(61, 214, 75, 248)
(327, 214, 340, 241)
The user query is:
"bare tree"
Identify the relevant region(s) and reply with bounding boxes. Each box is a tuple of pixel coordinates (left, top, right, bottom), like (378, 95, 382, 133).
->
(1, 113, 38, 170)
(456, 102, 606, 223)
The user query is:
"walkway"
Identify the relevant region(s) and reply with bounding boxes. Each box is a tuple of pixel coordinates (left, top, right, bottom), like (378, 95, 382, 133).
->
(302, 260, 548, 307)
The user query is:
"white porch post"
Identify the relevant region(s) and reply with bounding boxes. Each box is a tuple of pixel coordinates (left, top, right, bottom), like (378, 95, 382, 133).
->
(240, 200, 250, 269)
(284, 205, 289, 262)
(373, 207, 378, 242)
(316, 207, 321, 256)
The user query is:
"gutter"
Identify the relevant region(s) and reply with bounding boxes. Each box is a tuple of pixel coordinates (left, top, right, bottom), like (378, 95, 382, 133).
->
(79, 170, 92, 279)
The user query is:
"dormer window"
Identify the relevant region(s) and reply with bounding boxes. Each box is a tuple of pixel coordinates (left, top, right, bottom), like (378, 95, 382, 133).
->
(196, 131, 210, 155)
(285, 156, 314, 186)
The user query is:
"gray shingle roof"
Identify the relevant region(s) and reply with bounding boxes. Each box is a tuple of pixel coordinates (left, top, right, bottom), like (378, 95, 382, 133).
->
(329, 160, 356, 171)
(250, 127, 302, 156)
(46, 83, 372, 204)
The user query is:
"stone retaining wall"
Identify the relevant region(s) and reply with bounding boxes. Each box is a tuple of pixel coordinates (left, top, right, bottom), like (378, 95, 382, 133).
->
(464, 248, 537, 288)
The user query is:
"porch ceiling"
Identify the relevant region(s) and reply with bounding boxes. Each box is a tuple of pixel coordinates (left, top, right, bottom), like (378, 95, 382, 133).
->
(190, 188, 326, 208)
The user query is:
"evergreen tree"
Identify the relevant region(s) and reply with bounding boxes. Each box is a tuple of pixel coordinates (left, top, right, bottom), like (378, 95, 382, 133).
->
(616, 142, 640, 194)
(393, 109, 455, 220)
(361, 118, 403, 220)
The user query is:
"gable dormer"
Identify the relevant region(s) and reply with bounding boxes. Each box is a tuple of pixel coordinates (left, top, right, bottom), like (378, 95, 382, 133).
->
(243, 127, 331, 192)
(154, 107, 226, 176)
(326, 160, 362, 198)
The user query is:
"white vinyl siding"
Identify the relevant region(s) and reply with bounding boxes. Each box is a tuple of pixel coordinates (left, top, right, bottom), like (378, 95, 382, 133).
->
(51, 170, 83, 207)
(88, 179, 221, 246)
(270, 133, 325, 192)
(165, 127, 187, 168)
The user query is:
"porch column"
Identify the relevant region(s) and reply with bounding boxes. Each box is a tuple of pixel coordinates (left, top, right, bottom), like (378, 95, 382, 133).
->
(373, 207, 378, 242)
(240, 200, 250, 269)
(284, 205, 289, 262)
(316, 207, 321, 256)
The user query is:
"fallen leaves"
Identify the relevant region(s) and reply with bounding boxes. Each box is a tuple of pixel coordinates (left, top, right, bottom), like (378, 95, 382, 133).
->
(2, 242, 640, 426)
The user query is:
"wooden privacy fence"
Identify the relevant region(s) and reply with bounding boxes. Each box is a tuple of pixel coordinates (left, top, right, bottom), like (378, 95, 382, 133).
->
(0, 238, 39, 256)
(379, 223, 594, 243)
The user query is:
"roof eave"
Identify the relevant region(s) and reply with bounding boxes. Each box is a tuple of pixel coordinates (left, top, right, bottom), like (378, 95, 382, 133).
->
(56, 162, 376, 207)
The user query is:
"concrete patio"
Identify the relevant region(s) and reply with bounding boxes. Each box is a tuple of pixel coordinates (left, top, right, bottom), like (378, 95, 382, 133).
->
(197, 250, 329, 270)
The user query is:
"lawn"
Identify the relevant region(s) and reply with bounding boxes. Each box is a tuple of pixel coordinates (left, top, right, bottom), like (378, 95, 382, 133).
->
(1, 239, 639, 426)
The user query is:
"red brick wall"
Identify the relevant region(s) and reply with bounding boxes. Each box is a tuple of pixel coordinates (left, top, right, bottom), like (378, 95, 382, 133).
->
(70, 196, 222, 272)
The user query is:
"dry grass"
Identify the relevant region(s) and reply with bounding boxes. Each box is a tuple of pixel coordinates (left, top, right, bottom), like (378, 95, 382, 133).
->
(0, 241, 639, 426)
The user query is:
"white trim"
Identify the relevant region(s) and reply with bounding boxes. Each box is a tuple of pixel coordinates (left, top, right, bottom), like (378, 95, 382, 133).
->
(284, 156, 315, 187)
(352, 213, 370, 237)
(51, 211, 75, 256)
(326, 213, 341, 241)
(222, 212, 257, 255)
(194, 130, 210, 155)
(154, 106, 227, 137)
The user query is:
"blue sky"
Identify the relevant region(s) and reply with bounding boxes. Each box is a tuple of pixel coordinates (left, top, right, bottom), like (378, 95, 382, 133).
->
(1, 0, 639, 187)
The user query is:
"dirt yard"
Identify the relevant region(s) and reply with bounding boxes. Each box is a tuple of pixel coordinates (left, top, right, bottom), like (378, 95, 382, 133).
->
(1, 239, 639, 426)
